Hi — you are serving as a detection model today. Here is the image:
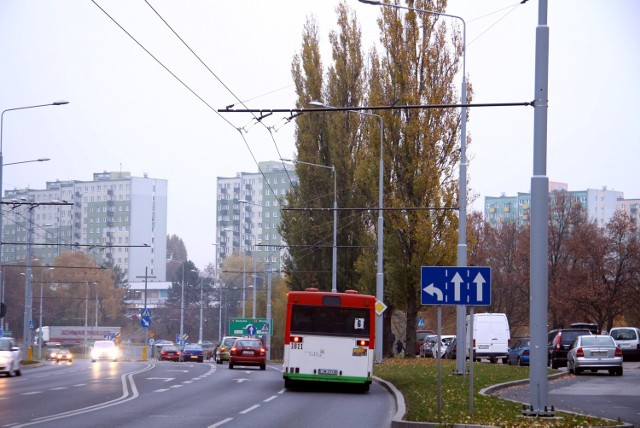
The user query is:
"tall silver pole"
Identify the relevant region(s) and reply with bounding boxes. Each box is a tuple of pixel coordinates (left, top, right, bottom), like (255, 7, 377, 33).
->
(242, 252, 246, 318)
(23, 205, 34, 358)
(252, 257, 257, 318)
(358, 0, 467, 373)
(266, 270, 272, 360)
(180, 264, 184, 342)
(198, 280, 203, 343)
(84, 283, 88, 357)
(529, 0, 550, 416)
(331, 166, 338, 293)
(373, 113, 384, 365)
(38, 282, 43, 359)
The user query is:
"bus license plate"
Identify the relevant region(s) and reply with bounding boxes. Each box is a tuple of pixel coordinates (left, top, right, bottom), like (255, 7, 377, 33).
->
(317, 369, 338, 375)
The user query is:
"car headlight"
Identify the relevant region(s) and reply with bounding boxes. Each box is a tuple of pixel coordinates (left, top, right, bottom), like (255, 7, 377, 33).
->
(91, 349, 100, 359)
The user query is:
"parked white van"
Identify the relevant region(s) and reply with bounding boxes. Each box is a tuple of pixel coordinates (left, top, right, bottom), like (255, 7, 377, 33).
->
(466, 313, 510, 364)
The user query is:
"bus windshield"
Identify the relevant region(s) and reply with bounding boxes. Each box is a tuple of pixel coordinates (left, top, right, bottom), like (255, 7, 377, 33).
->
(290, 304, 370, 337)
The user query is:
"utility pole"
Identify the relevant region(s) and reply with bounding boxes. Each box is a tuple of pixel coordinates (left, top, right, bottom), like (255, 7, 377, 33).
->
(136, 267, 156, 360)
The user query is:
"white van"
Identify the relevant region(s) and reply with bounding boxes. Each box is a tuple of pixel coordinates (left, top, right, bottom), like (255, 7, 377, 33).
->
(466, 313, 510, 364)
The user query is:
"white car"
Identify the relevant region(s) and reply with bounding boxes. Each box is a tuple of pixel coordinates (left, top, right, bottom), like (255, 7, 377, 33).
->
(90, 340, 119, 362)
(434, 335, 456, 358)
(0, 338, 22, 377)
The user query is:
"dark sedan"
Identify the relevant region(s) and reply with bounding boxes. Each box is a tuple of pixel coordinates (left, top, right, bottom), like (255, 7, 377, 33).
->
(158, 345, 180, 362)
(180, 344, 204, 362)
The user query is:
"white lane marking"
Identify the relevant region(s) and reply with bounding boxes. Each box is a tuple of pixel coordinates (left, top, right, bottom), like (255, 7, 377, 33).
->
(50, 387, 68, 391)
(278, 388, 286, 395)
(169, 384, 183, 388)
(15, 364, 153, 427)
(263, 395, 278, 402)
(239, 404, 260, 414)
(22, 392, 43, 395)
(208, 417, 233, 427)
(72, 384, 87, 387)
(154, 389, 170, 392)
(182, 380, 193, 384)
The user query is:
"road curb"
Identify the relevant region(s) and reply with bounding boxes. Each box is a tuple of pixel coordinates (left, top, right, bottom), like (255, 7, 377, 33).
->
(377, 371, 633, 428)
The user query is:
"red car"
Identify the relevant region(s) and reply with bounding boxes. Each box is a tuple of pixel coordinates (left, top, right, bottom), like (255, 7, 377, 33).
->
(229, 338, 266, 370)
(158, 345, 180, 362)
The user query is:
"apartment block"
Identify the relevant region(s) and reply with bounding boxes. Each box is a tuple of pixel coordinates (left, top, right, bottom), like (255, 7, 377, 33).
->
(1, 171, 167, 282)
(484, 183, 624, 226)
(216, 161, 297, 274)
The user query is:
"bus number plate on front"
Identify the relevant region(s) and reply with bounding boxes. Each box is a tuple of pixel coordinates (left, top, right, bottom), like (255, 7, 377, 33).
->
(317, 368, 338, 375)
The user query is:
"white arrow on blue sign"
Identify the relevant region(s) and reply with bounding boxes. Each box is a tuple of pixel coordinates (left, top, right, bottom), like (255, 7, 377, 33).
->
(140, 316, 151, 328)
(421, 266, 491, 306)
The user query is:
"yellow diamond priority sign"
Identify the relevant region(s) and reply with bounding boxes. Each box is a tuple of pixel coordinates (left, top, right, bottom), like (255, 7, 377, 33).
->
(375, 300, 387, 316)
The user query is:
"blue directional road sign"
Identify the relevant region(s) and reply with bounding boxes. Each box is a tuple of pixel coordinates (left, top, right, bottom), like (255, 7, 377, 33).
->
(140, 316, 151, 328)
(421, 266, 491, 306)
(246, 324, 257, 337)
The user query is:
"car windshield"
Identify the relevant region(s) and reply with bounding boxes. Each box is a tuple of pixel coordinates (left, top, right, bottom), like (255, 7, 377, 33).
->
(0, 341, 13, 351)
(94, 341, 114, 348)
(162, 346, 177, 351)
(185, 345, 202, 350)
(223, 338, 237, 346)
(611, 329, 636, 340)
(237, 340, 262, 348)
(580, 336, 615, 346)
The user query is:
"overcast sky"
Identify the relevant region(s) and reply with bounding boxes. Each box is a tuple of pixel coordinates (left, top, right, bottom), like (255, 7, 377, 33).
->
(1, 1, 638, 270)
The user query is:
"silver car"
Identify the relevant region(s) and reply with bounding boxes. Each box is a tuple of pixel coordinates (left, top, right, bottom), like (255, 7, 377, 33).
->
(0, 338, 22, 377)
(567, 335, 623, 376)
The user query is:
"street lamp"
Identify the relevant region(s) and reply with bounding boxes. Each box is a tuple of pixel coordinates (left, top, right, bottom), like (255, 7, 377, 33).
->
(358, 0, 468, 371)
(281, 157, 338, 293)
(1, 100, 68, 356)
(307, 101, 385, 363)
(3, 158, 51, 167)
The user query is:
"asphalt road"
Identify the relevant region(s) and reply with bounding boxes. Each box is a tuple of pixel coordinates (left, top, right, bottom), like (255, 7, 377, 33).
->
(0, 360, 395, 428)
(492, 361, 640, 426)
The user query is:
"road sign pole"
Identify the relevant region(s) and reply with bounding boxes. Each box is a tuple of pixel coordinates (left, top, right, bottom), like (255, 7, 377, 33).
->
(437, 305, 442, 421)
(469, 307, 475, 415)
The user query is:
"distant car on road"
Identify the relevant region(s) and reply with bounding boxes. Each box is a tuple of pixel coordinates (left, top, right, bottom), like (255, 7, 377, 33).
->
(416, 329, 435, 356)
(0, 337, 21, 377)
(609, 327, 640, 361)
(443, 337, 457, 359)
(158, 345, 180, 362)
(548, 328, 593, 369)
(215, 336, 240, 364)
(54, 349, 73, 363)
(567, 334, 623, 376)
(228, 338, 266, 370)
(90, 340, 118, 362)
(180, 344, 204, 362)
(46, 347, 62, 360)
(507, 338, 530, 366)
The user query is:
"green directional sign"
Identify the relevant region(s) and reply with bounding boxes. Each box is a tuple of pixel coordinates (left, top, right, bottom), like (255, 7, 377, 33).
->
(229, 318, 272, 337)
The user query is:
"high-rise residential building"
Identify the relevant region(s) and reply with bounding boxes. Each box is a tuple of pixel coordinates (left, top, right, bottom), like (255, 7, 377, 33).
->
(484, 183, 624, 226)
(216, 161, 297, 274)
(1, 171, 167, 281)
(616, 198, 640, 226)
